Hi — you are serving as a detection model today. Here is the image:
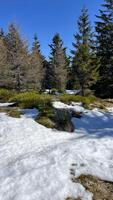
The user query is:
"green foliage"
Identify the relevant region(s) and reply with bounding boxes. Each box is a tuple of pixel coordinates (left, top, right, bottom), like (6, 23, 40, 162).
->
(37, 117, 55, 128)
(0, 89, 15, 102)
(5, 23, 28, 91)
(95, 0, 113, 98)
(59, 94, 97, 107)
(71, 7, 99, 96)
(49, 33, 68, 91)
(9, 91, 52, 109)
(27, 34, 45, 91)
(8, 109, 21, 118)
(40, 106, 54, 119)
(51, 88, 58, 94)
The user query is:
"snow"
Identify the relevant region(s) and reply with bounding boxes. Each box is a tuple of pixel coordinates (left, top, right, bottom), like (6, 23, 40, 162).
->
(21, 108, 39, 119)
(107, 107, 113, 113)
(0, 104, 113, 200)
(66, 89, 81, 95)
(44, 89, 81, 95)
(0, 102, 15, 107)
(53, 101, 84, 113)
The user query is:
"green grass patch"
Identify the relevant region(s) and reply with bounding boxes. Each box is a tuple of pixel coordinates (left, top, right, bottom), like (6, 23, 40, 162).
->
(9, 92, 53, 109)
(7, 109, 21, 118)
(59, 94, 97, 108)
(0, 89, 16, 102)
(37, 117, 55, 128)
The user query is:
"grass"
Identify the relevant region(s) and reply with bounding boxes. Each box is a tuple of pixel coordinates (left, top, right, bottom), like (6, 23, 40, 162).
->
(0, 89, 16, 102)
(71, 174, 113, 200)
(7, 109, 21, 118)
(36, 116, 55, 128)
(1, 89, 107, 129)
(9, 92, 53, 109)
(59, 94, 97, 108)
(0, 107, 21, 118)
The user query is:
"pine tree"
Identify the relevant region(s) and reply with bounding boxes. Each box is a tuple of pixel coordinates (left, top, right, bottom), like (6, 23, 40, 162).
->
(43, 60, 52, 91)
(71, 7, 99, 96)
(49, 33, 68, 91)
(0, 37, 9, 88)
(5, 24, 29, 90)
(27, 34, 44, 91)
(95, 0, 113, 97)
(0, 28, 5, 39)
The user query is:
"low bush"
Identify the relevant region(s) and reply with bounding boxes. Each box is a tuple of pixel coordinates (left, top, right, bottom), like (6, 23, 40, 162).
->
(37, 117, 55, 128)
(59, 94, 97, 107)
(7, 109, 21, 118)
(40, 106, 55, 119)
(0, 89, 15, 102)
(51, 88, 58, 95)
(9, 92, 52, 109)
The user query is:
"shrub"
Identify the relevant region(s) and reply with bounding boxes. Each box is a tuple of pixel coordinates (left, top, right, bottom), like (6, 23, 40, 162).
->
(0, 89, 15, 102)
(51, 88, 58, 95)
(59, 94, 97, 107)
(9, 92, 52, 109)
(8, 109, 21, 118)
(37, 117, 55, 128)
(84, 89, 94, 96)
(40, 107, 54, 119)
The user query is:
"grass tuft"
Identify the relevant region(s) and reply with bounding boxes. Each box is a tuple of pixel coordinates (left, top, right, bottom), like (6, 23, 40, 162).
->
(37, 117, 55, 128)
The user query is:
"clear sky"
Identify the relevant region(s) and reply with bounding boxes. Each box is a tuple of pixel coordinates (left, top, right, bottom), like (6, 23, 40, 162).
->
(0, 0, 103, 57)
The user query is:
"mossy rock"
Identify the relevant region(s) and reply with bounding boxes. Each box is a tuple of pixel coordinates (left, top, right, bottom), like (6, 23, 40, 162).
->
(54, 108, 74, 132)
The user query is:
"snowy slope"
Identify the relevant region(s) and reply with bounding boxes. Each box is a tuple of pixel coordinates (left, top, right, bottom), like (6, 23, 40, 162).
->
(0, 105, 113, 200)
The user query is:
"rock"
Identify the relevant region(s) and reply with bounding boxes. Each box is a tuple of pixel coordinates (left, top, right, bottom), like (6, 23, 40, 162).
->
(54, 108, 74, 132)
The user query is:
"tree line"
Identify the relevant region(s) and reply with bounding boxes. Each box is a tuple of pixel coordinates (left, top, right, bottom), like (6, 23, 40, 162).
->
(0, 0, 113, 97)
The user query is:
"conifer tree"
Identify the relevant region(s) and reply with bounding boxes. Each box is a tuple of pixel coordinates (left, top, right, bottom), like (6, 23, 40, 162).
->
(95, 0, 113, 97)
(5, 24, 29, 90)
(43, 60, 52, 91)
(28, 34, 44, 91)
(0, 28, 4, 39)
(71, 7, 99, 96)
(0, 37, 9, 87)
(49, 33, 68, 91)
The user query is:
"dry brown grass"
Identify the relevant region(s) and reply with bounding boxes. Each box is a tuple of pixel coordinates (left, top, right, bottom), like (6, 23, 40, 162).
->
(72, 174, 113, 200)
(65, 197, 81, 200)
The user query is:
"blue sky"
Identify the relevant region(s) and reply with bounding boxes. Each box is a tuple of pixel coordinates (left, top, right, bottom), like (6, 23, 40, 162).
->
(0, 0, 103, 57)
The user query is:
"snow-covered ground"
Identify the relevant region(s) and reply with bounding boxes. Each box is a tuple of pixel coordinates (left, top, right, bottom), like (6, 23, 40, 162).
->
(0, 102, 15, 107)
(44, 89, 80, 95)
(0, 103, 113, 200)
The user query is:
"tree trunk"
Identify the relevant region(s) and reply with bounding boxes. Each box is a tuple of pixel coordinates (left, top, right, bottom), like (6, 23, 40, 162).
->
(81, 85, 85, 96)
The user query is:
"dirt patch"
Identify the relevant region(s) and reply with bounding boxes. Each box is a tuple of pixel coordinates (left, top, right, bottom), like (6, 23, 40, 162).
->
(72, 174, 113, 200)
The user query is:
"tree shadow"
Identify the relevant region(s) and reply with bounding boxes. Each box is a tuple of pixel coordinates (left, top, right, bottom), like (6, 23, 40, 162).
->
(72, 110, 113, 138)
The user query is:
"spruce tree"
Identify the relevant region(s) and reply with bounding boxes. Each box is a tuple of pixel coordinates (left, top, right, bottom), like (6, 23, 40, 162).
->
(49, 33, 68, 91)
(28, 34, 44, 91)
(71, 7, 99, 96)
(0, 37, 9, 88)
(0, 28, 4, 39)
(43, 60, 53, 91)
(5, 24, 29, 90)
(95, 0, 113, 97)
